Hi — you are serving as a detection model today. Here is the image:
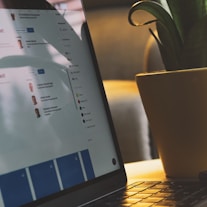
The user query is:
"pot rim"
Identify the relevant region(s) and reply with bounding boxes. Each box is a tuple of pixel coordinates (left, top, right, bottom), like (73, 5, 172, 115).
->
(137, 67, 207, 77)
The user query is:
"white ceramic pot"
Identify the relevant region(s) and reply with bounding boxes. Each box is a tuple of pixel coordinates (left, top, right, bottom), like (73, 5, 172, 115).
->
(136, 68, 207, 178)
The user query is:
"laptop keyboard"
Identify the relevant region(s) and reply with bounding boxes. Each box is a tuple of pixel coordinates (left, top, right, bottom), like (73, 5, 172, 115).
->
(86, 181, 207, 207)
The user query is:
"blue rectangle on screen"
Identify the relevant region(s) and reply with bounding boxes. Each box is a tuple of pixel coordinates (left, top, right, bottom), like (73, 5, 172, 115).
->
(29, 161, 60, 199)
(0, 169, 33, 207)
(81, 150, 95, 180)
(57, 153, 84, 189)
(37, 69, 45, 74)
(27, 27, 34, 33)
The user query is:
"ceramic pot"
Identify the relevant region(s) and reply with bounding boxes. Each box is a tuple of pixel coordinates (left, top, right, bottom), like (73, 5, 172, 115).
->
(136, 68, 207, 178)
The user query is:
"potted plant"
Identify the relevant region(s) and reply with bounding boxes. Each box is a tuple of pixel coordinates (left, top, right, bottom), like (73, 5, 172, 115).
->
(128, 0, 207, 178)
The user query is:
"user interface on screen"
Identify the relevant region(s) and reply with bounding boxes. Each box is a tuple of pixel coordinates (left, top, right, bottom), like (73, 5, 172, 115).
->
(0, 1, 120, 206)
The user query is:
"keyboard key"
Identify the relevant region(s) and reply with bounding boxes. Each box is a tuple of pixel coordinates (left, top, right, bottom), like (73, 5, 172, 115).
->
(130, 193, 151, 199)
(142, 197, 163, 203)
(132, 203, 154, 207)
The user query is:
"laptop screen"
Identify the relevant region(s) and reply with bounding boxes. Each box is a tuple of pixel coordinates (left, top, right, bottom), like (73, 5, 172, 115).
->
(0, 1, 124, 206)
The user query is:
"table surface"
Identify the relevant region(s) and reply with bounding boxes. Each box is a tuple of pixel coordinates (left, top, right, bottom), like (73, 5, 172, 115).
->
(124, 159, 167, 183)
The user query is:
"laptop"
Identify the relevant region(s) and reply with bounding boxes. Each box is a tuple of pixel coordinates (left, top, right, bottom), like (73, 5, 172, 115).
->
(0, 0, 207, 207)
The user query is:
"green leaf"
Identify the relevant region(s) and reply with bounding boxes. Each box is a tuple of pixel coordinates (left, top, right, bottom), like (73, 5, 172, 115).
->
(159, 0, 171, 15)
(128, 1, 183, 70)
(156, 22, 182, 70)
(181, 15, 207, 69)
(128, 1, 173, 28)
(166, 0, 207, 39)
